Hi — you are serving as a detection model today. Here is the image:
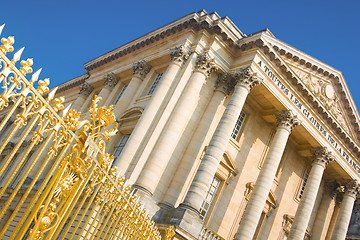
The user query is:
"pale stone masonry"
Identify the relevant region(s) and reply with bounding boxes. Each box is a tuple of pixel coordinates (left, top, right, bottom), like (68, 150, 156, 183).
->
(40, 10, 360, 240)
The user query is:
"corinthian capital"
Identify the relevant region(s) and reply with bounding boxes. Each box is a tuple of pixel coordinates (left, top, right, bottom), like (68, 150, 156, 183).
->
(342, 180, 360, 199)
(194, 53, 218, 77)
(233, 67, 262, 91)
(170, 45, 189, 65)
(79, 82, 94, 97)
(311, 147, 335, 168)
(104, 72, 119, 89)
(275, 110, 300, 132)
(133, 60, 152, 79)
(215, 73, 235, 95)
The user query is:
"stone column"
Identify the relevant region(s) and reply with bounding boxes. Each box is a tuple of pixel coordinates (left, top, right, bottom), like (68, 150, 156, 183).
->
(97, 72, 119, 106)
(311, 182, 338, 240)
(161, 73, 234, 207)
(180, 67, 261, 213)
(71, 82, 93, 111)
(112, 60, 151, 119)
(331, 180, 359, 240)
(235, 110, 300, 240)
(288, 147, 334, 240)
(133, 52, 217, 197)
(115, 45, 189, 173)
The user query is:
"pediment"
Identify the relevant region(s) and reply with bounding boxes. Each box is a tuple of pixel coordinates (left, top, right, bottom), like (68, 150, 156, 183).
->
(239, 31, 360, 152)
(284, 63, 351, 134)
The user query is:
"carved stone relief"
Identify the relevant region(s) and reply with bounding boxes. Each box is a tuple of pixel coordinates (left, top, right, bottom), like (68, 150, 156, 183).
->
(294, 69, 349, 132)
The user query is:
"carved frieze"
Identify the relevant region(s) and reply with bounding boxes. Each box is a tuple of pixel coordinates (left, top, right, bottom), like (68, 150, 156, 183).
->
(294, 69, 349, 132)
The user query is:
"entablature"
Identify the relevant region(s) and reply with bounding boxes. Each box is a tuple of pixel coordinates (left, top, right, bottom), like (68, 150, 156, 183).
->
(236, 33, 360, 163)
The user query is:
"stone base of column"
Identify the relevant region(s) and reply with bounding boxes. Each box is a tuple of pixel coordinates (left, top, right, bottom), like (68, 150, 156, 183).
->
(133, 184, 161, 218)
(158, 204, 203, 238)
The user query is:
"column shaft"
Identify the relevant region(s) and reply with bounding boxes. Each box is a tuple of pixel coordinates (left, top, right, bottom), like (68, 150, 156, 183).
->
(161, 89, 226, 206)
(235, 126, 290, 240)
(112, 76, 142, 118)
(115, 45, 188, 173)
(288, 164, 326, 240)
(311, 189, 335, 240)
(331, 180, 359, 240)
(134, 70, 209, 195)
(182, 85, 249, 211)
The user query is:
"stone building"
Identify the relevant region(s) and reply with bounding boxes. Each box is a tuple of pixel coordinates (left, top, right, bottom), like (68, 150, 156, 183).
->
(42, 10, 360, 239)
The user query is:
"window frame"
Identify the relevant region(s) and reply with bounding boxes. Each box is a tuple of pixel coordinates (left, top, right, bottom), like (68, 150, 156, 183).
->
(146, 72, 163, 96)
(231, 111, 247, 140)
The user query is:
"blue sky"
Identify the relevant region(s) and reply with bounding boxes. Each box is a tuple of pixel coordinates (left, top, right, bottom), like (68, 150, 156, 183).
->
(1, 1, 360, 108)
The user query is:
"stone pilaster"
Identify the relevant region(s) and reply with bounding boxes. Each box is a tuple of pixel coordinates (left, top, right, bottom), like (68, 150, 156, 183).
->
(160, 72, 234, 207)
(133, 52, 217, 196)
(112, 60, 151, 119)
(114, 45, 189, 173)
(235, 110, 300, 240)
(311, 182, 339, 240)
(332, 180, 359, 240)
(180, 68, 260, 214)
(72, 82, 93, 111)
(288, 147, 334, 240)
(98, 72, 119, 106)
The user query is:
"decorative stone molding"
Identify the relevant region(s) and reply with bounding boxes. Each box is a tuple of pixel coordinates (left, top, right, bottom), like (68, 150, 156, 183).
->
(194, 53, 217, 77)
(275, 110, 301, 132)
(103, 72, 119, 89)
(199, 226, 224, 240)
(326, 181, 340, 199)
(343, 180, 360, 199)
(170, 45, 189, 65)
(215, 73, 235, 95)
(79, 82, 94, 97)
(310, 147, 335, 168)
(233, 67, 262, 91)
(133, 60, 152, 79)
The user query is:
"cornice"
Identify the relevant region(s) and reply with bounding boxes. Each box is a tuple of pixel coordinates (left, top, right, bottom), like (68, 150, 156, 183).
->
(83, 10, 245, 72)
(56, 73, 89, 94)
(237, 33, 360, 159)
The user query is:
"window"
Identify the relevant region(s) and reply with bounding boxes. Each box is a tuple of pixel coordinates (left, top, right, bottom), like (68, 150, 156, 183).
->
(298, 170, 309, 199)
(113, 84, 128, 105)
(112, 135, 130, 161)
(146, 73, 163, 96)
(199, 176, 221, 220)
(231, 111, 246, 140)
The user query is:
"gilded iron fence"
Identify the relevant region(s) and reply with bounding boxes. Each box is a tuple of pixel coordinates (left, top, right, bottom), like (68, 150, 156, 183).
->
(0, 25, 169, 240)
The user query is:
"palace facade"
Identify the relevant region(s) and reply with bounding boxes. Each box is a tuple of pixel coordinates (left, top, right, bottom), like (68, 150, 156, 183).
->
(33, 10, 360, 239)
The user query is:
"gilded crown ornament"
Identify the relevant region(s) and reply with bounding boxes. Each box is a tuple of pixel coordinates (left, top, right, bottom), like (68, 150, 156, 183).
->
(133, 60, 152, 79)
(170, 45, 189, 64)
(194, 52, 218, 77)
(311, 147, 335, 167)
(275, 110, 301, 132)
(233, 67, 262, 91)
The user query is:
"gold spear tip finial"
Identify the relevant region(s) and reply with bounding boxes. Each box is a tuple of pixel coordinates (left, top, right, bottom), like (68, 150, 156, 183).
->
(12, 47, 24, 63)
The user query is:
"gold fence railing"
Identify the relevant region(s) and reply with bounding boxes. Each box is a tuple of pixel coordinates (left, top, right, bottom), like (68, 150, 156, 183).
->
(0, 25, 169, 240)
